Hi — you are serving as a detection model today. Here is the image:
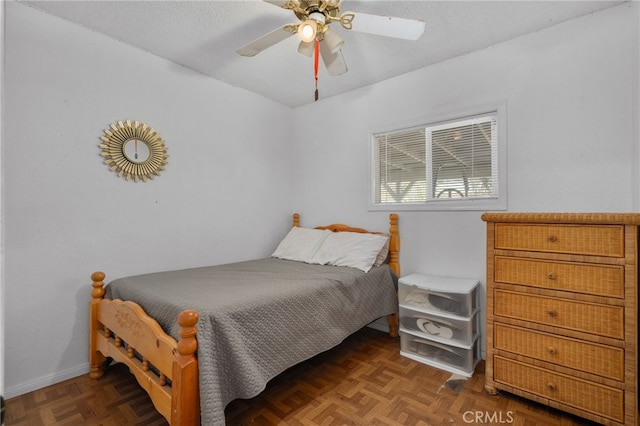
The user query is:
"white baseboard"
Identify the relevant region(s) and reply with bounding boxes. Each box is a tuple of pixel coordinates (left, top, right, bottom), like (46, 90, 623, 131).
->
(4, 363, 89, 399)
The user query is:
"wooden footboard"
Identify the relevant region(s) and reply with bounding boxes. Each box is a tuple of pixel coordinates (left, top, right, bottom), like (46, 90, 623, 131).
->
(89, 272, 199, 425)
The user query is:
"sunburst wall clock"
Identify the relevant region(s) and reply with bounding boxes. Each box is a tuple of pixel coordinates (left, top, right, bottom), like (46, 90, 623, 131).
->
(99, 120, 169, 182)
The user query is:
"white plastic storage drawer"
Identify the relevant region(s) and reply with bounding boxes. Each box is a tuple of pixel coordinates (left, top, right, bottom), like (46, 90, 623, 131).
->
(398, 274, 479, 317)
(400, 306, 480, 347)
(400, 330, 480, 376)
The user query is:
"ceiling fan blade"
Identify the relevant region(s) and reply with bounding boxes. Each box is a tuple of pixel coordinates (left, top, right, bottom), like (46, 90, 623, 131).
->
(320, 41, 348, 76)
(345, 11, 425, 40)
(237, 26, 294, 57)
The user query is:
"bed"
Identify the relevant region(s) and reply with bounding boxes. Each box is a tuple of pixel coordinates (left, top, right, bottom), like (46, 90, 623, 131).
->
(89, 213, 400, 425)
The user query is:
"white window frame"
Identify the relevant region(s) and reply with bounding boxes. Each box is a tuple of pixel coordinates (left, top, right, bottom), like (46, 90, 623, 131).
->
(368, 101, 507, 211)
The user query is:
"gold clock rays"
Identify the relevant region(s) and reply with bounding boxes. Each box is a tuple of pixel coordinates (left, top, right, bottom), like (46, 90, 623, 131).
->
(100, 120, 168, 182)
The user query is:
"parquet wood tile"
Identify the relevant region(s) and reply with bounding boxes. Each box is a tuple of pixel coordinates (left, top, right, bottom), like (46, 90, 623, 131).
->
(6, 327, 596, 425)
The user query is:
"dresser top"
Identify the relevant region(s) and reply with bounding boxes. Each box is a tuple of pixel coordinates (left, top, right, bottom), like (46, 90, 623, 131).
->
(481, 212, 640, 225)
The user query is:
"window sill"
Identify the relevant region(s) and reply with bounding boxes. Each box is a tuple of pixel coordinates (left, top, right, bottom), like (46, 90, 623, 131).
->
(368, 197, 507, 212)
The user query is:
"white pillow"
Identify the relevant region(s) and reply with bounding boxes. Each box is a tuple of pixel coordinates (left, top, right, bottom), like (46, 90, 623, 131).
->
(311, 231, 389, 272)
(271, 227, 332, 263)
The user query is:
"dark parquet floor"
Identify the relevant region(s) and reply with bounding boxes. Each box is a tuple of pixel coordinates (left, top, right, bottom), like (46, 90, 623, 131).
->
(5, 327, 595, 425)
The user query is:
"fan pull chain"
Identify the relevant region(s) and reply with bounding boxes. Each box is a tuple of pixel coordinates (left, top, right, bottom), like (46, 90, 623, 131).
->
(314, 39, 320, 101)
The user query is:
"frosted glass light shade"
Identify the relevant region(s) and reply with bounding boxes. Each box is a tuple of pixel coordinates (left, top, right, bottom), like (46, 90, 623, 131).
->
(298, 40, 315, 57)
(323, 28, 344, 53)
(298, 20, 317, 43)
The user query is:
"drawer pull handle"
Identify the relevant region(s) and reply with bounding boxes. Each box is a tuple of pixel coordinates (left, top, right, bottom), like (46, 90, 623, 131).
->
(547, 346, 557, 355)
(547, 309, 558, 318)
(547, 273, 557, 280)
(547, 235, 558, 243)
(547, 382, 557, 391)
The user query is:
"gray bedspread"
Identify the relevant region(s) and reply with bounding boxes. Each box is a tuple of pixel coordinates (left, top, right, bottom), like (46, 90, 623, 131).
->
(105, 257, 398, 425)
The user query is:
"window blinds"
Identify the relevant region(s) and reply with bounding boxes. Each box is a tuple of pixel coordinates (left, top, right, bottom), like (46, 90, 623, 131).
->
(373, 112, 498, 205)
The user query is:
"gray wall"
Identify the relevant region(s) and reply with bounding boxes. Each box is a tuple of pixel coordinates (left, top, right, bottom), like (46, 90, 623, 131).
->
(3, 2, 293, 397)
(290, 3, 639, 350)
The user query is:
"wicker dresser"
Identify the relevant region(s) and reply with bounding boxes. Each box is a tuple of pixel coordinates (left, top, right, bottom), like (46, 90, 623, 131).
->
(482, 213, 639, 425)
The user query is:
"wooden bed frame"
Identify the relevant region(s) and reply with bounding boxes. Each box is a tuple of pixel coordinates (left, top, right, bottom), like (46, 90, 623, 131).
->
(89, 213, 400, 425)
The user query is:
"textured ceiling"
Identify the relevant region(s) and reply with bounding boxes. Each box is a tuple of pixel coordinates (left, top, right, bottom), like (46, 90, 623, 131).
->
(20, 0, 625, 107)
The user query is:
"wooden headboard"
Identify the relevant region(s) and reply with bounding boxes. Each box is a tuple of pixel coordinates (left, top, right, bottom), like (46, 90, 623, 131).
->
(292, 213, 400, 277)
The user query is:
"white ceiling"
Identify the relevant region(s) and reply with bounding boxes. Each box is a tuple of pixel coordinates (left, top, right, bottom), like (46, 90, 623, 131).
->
(19, 0, 625, 107)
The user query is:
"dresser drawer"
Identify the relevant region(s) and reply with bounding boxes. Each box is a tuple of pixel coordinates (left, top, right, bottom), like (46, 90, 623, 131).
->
(494, 356, 624, 422)
(494, 290, 624, 339)
(494, 323, 624, 380)
(398, 274, 479, 317)
(400, 330, 479, 375)
(494, 223, 624, 257)
(400, 306, 480, 347)
(495, 256, 624, 298)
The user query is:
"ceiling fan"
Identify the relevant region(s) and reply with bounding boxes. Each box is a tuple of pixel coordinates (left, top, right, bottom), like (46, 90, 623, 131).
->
(237, 0, 426, 79)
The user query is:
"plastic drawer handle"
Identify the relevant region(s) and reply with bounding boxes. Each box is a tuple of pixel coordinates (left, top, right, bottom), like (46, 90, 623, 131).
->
(547, 273, 557, 280)
(547, 309, 558, 318)
(547, 235, 558, 243)
(547, 346, 557, 355)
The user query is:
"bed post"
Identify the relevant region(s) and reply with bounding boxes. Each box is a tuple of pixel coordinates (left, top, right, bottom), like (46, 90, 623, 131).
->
(388, 213, 400, 277)
(292, 213, 300, 227)
(172, 310, 200, 426)
(387, 213, 400, 338)
(89, 271, 107, 379)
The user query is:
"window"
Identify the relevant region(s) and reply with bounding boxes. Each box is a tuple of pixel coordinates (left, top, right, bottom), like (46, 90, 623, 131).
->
(370, 103, 506, 211)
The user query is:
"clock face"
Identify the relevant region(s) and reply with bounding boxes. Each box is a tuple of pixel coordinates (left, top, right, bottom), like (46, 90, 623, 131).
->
(123, 139, 151, 163)
(99, 120, 169, 182)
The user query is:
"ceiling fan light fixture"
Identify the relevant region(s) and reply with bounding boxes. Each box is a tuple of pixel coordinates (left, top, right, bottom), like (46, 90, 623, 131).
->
(298, 19, 318, 42)
(239, 0, 426, 82)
